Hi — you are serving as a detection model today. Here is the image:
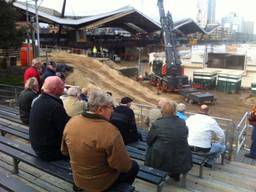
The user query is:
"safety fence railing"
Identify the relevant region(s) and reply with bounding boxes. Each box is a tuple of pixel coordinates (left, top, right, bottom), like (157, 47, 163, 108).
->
(235, 112, 250, 158)
(132, 103, 236, 161)
(0, 84, 23, 107)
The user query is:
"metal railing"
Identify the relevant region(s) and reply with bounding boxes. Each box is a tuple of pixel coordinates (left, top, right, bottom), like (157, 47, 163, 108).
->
(0, 84, 23, 107)
(132, 103, 236, 160)
(235, 112, 250, 157)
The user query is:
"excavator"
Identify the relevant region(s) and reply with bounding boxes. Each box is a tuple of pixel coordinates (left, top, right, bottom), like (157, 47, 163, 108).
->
(150, 0, 188, 91)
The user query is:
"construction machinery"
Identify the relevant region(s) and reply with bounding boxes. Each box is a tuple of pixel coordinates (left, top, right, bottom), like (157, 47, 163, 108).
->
(150, 0, 188, 92)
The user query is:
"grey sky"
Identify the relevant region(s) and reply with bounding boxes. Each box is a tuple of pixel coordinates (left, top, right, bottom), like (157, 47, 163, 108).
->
(22, 0, 256, 24)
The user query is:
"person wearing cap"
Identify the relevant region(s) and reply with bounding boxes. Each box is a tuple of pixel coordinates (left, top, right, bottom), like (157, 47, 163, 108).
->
(40, 61, 57, 84)
(176, 103, 187, 121)
(29, 76, 70, 161)
(110, 96, 141, 145)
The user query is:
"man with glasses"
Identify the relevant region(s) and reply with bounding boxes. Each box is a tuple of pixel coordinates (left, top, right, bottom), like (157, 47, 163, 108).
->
(61, 90, 139, 192)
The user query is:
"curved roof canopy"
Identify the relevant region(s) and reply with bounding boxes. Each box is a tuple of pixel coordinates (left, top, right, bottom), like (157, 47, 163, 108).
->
(14, 1, 217, 35)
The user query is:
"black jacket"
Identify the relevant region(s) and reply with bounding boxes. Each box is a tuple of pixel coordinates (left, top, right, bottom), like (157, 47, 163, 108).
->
(19, 89, 38, 125)
(145, 116, 192, 174)
(110, 105, 140, 145)
(40, 68, 56, 84)
(29, 93, 70, 160)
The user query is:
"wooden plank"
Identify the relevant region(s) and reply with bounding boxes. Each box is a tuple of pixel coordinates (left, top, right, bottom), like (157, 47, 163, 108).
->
(0, 172, 38, 192)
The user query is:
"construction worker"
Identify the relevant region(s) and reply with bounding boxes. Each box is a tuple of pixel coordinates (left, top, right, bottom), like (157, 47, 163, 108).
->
(92, 46, 97, 57)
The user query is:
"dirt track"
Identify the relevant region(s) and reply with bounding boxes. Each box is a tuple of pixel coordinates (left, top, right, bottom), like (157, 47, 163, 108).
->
(50, 51, 253, 123)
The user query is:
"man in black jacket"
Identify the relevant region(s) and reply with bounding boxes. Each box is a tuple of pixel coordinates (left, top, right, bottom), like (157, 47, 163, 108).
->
(29, 76, 70, 161)
(19, 77, 39, 125)
(145, 101, 192, 182)
(111, 97, 141, 145)
(40, 61, 57, 84)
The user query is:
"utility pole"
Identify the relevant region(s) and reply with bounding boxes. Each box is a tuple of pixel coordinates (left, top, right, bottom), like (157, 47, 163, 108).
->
(34, 0, 40, 57)
(57, 0, 66, 45)
(25, 0, 31, 65)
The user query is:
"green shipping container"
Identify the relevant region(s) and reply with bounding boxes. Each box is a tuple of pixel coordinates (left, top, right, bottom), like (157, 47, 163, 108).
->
(217, 74, 241, 94)
(251, 83, 256, 96)
(193, 71, 217, 89)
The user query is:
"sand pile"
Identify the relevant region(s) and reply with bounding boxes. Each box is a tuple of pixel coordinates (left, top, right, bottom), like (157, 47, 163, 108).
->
(49, 51, 182, 106)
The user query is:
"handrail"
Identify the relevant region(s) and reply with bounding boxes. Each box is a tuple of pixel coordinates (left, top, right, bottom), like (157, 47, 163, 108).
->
(235, 111, 250, 157)
(131, 102, 236, 161)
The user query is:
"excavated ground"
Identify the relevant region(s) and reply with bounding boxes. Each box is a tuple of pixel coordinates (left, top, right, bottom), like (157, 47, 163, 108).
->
(49, 51, 252, 124)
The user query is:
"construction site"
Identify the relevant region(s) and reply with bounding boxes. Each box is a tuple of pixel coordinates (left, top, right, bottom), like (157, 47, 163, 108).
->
(0, 0, 256, 191)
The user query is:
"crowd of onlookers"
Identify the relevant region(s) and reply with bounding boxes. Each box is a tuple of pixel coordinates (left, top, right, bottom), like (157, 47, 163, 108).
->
(18, 58, 231, 191)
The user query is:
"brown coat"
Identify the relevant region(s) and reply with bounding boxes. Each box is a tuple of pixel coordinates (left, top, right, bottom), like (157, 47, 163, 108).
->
(61, 112, 132, 192)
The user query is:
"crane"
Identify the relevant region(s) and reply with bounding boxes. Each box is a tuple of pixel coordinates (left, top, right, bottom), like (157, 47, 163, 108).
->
(150, 0, 188, 91)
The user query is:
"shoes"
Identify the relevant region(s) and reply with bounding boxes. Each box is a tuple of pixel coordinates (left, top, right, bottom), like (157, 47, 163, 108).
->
(244, 153, 256, 159)
(169, 173, 180, 182)
(73, 184, 83, 192)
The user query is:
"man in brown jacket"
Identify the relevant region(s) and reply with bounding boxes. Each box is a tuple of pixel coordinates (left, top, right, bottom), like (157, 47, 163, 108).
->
(61, 90, 139, 191)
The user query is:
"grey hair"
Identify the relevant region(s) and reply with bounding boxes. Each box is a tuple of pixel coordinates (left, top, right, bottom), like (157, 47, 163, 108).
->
(67, 86, 81, 97)
(88, 90, 113, 112)
(161, 101, 177, 117)
(25, 77, 38, 90)
(32, 58, 40, 66)
(177, 103, 186, 112)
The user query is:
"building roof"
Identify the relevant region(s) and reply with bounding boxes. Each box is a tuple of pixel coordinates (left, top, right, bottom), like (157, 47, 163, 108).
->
(14, 1, 217, 35)
(14, 1, 161, 33)
(174, 18, 218, 35)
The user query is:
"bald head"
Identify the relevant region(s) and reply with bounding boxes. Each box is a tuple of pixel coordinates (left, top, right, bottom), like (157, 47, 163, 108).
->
(200, 104, 209, 115)
(42, 76, 64, 96)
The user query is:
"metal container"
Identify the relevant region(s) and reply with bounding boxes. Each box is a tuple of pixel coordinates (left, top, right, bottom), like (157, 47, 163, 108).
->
(217, 73, 242, 94)
(193, 70, 217, 89)
(251, 83, 256, 96)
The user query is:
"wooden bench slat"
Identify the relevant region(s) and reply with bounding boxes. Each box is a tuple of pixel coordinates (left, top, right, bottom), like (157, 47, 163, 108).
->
(0, 125, 29, 140)
(0, 172, 38, 192)
(0, 142, 73, 183)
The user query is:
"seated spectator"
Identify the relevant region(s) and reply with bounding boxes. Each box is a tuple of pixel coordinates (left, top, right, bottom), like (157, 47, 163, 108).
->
(176, 103, 187, 121)
(79, 87, 88, 102)
(40, 61, 57, 84)
(56, 71, 65, 81)
(63, 86, 87, 117)
(61, 90, 139, 191)
(29, 76, 70, 161)
(186, 105, 226, 159)
(145, 98, 167, 128)
(19, 77, 39, 125)
(145, 101, 192, 182)
(23, 58, 41, 87)
(111, 97, 141, 145)
(244, 105, 256, 159)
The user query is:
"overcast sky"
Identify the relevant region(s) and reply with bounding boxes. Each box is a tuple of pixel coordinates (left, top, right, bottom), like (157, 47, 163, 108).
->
(22, 0, 256, 25)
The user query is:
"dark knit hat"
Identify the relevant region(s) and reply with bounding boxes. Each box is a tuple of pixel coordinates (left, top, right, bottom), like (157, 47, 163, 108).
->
(121, 96, 133, 104)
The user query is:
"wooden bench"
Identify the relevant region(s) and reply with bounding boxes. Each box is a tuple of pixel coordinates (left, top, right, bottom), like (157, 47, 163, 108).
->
(0, 105, 214, 179)
(0, 121, 168, 192)
(128, 140, 214, 179)
(0, 171, 38, 192)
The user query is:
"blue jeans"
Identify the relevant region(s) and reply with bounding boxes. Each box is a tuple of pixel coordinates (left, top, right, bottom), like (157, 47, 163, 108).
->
(250, 126, 256, 156)
(208, 143, 226, 159)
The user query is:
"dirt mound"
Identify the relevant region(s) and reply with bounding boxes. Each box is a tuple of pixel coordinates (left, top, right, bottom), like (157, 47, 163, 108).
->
(49, 51, 182, 105)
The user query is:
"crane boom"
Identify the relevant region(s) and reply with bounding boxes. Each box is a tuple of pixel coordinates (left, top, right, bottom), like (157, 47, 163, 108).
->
(157, 0, 181, 76)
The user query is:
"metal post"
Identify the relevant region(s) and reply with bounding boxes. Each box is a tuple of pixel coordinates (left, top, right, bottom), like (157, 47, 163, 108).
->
(35, 0, 40, 57)
(26, 0, 30, 65)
